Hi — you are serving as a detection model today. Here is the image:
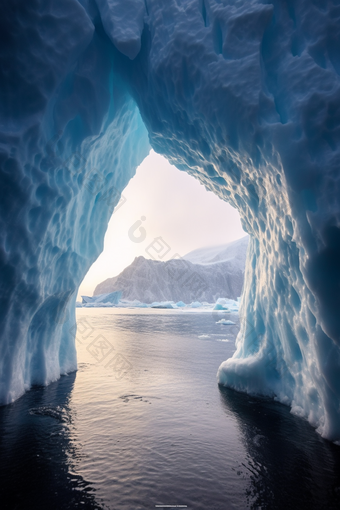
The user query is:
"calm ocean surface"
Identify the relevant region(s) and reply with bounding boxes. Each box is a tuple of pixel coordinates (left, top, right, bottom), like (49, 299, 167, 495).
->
(0, 308, 339, 509)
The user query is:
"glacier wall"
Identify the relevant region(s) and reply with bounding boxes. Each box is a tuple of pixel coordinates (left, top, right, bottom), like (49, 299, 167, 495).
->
(0, 0, 149, 403)
(1, 0, 340, 441)
(120, 0, 340, 441)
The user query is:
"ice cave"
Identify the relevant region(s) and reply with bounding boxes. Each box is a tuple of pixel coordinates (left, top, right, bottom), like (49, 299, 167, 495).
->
(1, 0, 340, 443)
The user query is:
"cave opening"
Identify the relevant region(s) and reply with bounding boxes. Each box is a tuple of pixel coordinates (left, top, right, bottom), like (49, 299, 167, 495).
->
(2, 1, 340, 507)
(79, 150, 246, 302)
(1, 0, 340, 448)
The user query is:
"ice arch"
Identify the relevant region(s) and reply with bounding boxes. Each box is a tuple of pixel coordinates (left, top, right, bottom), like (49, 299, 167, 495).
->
(1, 0, 340, 442)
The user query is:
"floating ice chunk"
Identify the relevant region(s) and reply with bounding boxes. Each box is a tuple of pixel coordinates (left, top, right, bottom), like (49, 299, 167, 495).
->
(213, 297, 240, 313)
(133, 302, 149, 308)
(175, 301, 186, 308)
(214, 304, 230, 311)
(190, 301, 202, 308)
(216, 320, 236, 326)
(118, 299, 148, 308)
(151, 301, 174, 309)
(81, 291, 122, 306)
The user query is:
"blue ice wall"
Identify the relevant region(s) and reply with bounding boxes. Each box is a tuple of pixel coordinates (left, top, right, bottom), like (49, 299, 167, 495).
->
(1, 0, 340, 442)
(118, 0, 340, 442)
(0, 0, 149, 403)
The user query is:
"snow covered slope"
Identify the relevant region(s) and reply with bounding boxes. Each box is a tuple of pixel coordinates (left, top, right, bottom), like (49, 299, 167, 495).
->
(183, 236, 248, 270)
(94, 254, 245, 302)
(1, 1, 340, 442)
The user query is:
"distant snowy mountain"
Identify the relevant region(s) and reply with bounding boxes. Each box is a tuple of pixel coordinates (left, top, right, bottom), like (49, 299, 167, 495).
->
(183, 236, 249, 270)
(94, 237, 248, 303)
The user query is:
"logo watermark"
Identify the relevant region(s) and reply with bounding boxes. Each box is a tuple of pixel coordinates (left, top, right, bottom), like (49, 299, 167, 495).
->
(71, 318, 132, 380)
(127, 219, 208, 297)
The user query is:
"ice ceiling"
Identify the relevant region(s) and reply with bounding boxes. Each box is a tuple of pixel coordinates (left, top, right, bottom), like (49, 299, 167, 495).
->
(1, 0, 340, 442)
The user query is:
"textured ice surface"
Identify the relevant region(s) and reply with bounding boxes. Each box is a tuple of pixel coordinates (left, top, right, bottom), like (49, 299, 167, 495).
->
(0, 0, 149, 404)
(1, 0, 340, 441)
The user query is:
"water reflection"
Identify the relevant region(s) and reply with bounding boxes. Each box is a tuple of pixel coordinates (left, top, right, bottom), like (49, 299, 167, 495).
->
(0, 372, 103, 510)
(219, 386, 340, 510)
(2, 308, 340, 510)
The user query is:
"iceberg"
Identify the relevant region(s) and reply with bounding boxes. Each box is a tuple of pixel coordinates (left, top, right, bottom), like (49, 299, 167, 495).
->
(214, 304, 229, 311)
(1, 1, 340, 442)
(80, 291, 122, 306)
(119, 299, 149, 308)
(214, 298, 240, 313)
(190, 301, 202, 308)
(175, 301, 186, 308)
(150, 301, 174, 309)
(217, 320, 236, 326)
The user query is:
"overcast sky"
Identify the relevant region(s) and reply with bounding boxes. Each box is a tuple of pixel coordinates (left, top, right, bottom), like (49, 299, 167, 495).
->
(78, 151, 246, 298)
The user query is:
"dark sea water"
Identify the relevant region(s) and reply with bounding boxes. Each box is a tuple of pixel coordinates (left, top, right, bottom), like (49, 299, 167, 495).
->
(0, 309, 340, 510)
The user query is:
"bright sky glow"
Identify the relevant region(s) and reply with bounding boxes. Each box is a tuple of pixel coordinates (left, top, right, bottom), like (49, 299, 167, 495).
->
(78, 151, 245, 298)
